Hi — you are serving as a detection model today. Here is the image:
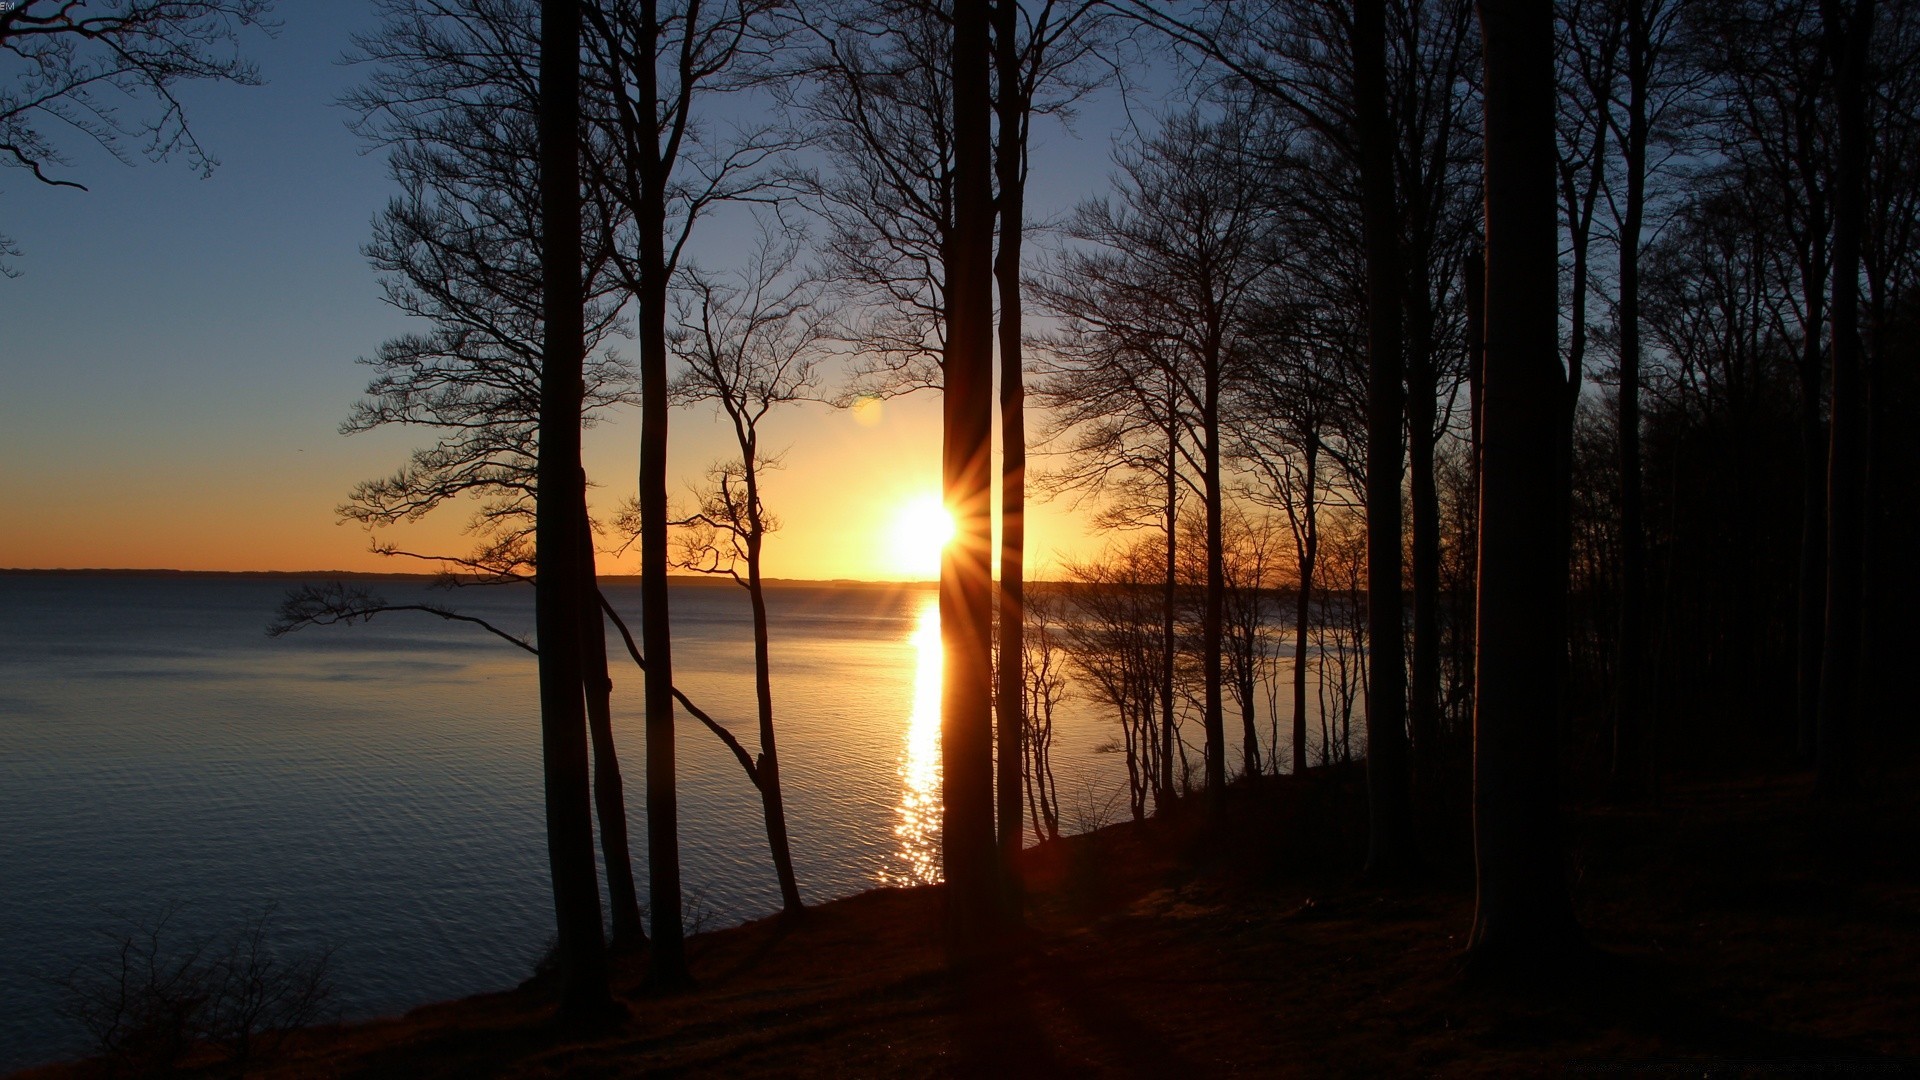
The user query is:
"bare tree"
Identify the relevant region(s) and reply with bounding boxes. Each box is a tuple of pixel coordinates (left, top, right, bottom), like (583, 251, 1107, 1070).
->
(1019, 582, 1068, 842)
(1060, 541, 1174, 821)
(580, 0, 794, 988)
(665, 232, 830, 918)
(339, 0, 646, 951)
(1034, 110, 1278, 799)
(0, 0, 275, 272)
(1815, 0, 1873, 801)
(1468, 0, 1583, 975)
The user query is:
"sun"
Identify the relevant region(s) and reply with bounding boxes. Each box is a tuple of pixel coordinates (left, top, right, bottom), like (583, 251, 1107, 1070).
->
(888, 494, 956, 579)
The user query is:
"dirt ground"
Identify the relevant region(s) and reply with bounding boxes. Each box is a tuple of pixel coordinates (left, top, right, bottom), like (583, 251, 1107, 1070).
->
(28, 768, 1920, 1077)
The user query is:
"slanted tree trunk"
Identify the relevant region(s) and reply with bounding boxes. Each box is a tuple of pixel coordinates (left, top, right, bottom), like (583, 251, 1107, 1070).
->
(1467, 0, 1582, 973)
(942, 0, 1003, 960)
(1817, 0, 1873, 802)
(993, 0, 1028, 880)
(535, 0, 611, 1020)
(633, 0, 690, 991)
(1355, 0, 1415, 878)
(745, 516, 804, 916)
(577, 496, 645, 950)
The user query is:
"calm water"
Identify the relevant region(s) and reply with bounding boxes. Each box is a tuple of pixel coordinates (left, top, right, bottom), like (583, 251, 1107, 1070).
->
(2, 573, 1178, 1071)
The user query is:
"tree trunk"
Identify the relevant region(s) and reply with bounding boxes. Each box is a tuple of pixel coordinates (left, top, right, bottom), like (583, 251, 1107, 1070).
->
(942, 0, 1003, 960)
(1816, 0, 1873, 802)
(634, 0, 690, 991)
(578, 495, 645, 950)
(746, 525, 804, 916)
(1612, 0, 1651, 796)
(1355, 0, 1415, 878)
(1407, 274, 1442, 776)
(535, 0, 610, 1020)
(1161, 405, 1178, 809)
(1466, 247, 1485, 472)
(1202, 343, 1227, 795)
(1468, 0, 1582, 973)
(1795, 191, 1828, 761)
(993, 0, 1028, 881)
(1293, 435, 1319, 777)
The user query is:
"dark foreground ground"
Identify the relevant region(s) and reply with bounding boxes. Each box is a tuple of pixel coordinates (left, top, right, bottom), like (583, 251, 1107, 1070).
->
(28, 767, 1920, 1077)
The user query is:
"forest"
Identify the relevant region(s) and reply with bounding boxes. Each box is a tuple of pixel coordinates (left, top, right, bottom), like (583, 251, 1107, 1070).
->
(7, 0, 1918, 1073)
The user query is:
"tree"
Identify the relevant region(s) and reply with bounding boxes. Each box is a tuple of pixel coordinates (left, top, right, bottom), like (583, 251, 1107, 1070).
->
(1685, 0, 1833, 762)
(991, 0, 1113, 877)
(1468, 0, 1583, 973)
(0, 0, 275, 272)
(1034, 111, 1278, 800)
(1606, 0, 1688, 795)
(340, 0, 647, 951)
(534, 0, 611, 1020)
(581, 0, 792, 988)
(1353, 0, 1416, 877)
(1121, 0, 1416, 868)
(941, 0, 1004, 958)
(1815, 0, 1873, 801)
(666, 234, 828, 918)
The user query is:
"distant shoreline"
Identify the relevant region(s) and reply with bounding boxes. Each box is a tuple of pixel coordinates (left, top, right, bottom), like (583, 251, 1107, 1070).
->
(0, 567, 936, 589)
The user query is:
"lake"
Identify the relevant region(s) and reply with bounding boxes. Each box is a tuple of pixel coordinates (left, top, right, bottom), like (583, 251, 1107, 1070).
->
(0, 572, 1317, 1070)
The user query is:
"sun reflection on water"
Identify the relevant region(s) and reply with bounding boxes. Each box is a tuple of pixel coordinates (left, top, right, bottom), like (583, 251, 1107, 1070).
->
(885, 596, 944, 886)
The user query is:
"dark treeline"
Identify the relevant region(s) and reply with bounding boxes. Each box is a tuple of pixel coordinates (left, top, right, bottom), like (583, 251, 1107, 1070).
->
(46, 0, 1902, 1025)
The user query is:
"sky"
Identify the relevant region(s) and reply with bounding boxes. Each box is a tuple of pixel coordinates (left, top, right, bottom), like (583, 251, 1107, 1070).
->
(0, 3, 1171, 581)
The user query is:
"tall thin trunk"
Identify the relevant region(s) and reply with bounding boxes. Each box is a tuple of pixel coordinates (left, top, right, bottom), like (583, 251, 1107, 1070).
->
(1795, 175, 1828, 761)
(578, 495, 645, 950)
(1816, 0, 1872, 802)
(1292, 434, 1319, 777)
(1202, 340, 1227, 795)
(1355, 0, 1415, 878)
(1612, 0, 1651, 795)
(1161, 403, 1178, 809)
(993, 0, 1028, 878)
(634, 0, 689, 990)
(745, 519, 804, 915)
(942, 0, 1003, 959)
(1466, 245, 1485, 498)
(1468, 0, 1581, 972)
(1407, 276, 1442, 775)
(1239, 635, 1261, 778)
(535, 0, 610, 1019)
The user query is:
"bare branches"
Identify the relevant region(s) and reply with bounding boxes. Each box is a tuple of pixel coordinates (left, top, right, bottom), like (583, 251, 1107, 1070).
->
(268, 580, 766, 791)
(269, 582, 538, 654)
(0, 0, 275, 270)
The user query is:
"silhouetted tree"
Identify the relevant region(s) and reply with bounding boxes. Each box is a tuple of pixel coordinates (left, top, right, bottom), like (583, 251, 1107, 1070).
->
(942, 0, 1005, 959)
(534, 0, 611, 1021)
(1685, 0, 1832, 761)
(581, 0, 793, 987)
(1468, 0, 1582, 973)
(1034, 111, 1277, 798)
(1815, 0, 1873, 801)
(665, 233, 829, 917)
(340, 0, 647, 949)
(1607, 0, 1687, 795)
(1353, 0, 1416, 877)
